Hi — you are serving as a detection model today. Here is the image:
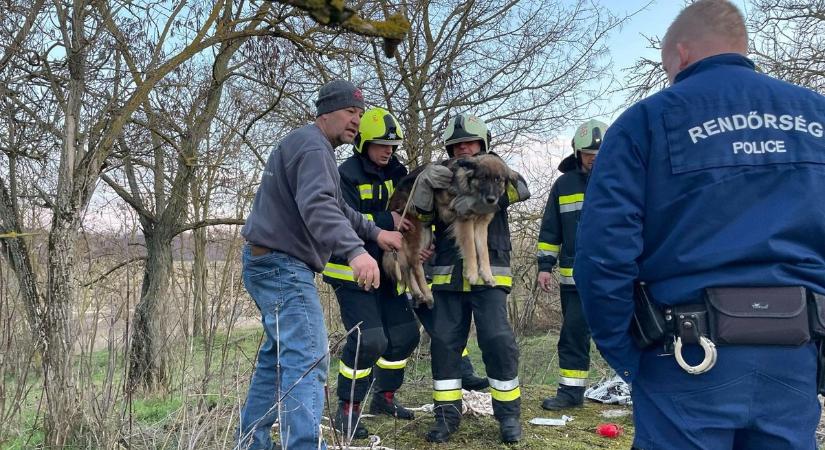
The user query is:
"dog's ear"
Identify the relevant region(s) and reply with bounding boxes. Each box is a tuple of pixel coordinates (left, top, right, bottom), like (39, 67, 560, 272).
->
(454, 158, 478, 177)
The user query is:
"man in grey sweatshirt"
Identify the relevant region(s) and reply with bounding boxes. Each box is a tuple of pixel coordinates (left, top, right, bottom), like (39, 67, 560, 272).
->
(237, 79, 402, 450)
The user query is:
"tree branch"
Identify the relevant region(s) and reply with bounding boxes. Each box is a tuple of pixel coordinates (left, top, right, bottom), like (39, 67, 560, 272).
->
(82, 256, 147, 287)
(175, 218, 246, 235)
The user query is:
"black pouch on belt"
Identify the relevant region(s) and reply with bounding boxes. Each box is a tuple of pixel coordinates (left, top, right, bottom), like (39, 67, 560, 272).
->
(630, 282, 667, 348)
(705, 286, 810, 346)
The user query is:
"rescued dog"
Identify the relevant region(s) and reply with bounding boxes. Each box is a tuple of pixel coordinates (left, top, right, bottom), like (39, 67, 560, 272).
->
(383, 166, 435, 307)
(384, 154, 517, 308)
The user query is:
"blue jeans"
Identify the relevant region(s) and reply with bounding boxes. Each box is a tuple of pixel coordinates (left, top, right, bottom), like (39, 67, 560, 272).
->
(237, 247, 329, 450)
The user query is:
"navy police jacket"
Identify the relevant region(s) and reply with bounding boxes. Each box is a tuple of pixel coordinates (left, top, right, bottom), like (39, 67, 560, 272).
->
(574, 54, 825, 383)
(536, 153, 589, 287)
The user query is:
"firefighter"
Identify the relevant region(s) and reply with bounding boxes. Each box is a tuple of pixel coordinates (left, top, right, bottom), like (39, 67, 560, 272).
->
(536, 119, 608, 410)
(411, 113, 530, 444)
(323, 107, 420, 439)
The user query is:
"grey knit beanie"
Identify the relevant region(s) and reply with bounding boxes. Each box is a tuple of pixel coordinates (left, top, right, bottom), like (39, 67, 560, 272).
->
(315, 80, 365, 117)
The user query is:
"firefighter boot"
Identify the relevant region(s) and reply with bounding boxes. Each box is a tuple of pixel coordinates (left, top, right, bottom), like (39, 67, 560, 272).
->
(460, 355, 490, 391)
(333, 401, 369, 440)
(541, 385, 585, 410)
(499, 416, 522, 444)
(369, 391, 415, 420)
(425, 402, 461, 443)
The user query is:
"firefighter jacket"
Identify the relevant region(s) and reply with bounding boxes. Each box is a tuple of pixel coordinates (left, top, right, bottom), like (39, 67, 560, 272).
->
(323, 152, 408, 291)
(536, 154, 589, 287)
(574, 53, 825, 383)
(429, 168, 530, 293)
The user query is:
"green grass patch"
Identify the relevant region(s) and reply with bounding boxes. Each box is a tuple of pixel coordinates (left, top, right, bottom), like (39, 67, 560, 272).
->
(132, 396, 184, 423)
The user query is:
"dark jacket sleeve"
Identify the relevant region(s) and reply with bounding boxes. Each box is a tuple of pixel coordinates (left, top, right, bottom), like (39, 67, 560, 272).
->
(537, 182, 562, 272)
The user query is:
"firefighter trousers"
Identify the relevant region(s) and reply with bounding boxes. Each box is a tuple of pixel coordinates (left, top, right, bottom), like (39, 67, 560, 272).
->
(557, 287, 592, 388)
(335, 287, 420, 402)
(429, 288, 520, 423)
(416, 303, 482, 379)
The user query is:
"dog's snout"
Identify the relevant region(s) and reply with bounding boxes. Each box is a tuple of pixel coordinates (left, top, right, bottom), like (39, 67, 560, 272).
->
(485, 195, 497, 204)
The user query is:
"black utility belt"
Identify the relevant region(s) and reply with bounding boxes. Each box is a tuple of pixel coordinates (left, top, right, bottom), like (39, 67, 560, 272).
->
(632, 284, 825, 375)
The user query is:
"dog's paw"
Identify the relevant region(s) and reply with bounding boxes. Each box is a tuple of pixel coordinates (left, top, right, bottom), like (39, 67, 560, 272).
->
(464, 270, 479, 285)
(481, 272, 496, 286)
(415, 295, 434, 309)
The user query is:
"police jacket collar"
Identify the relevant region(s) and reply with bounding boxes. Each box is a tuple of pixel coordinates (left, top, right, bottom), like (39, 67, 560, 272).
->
(674, 53, 755, 84)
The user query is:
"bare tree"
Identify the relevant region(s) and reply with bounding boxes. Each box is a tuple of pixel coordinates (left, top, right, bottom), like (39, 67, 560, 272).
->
(97, 0, 410, 391)
(353, 0, 625, 166)
(748, 0, 825, 91)
(0, 0, 409, 443)
(619, 34, 668, 104)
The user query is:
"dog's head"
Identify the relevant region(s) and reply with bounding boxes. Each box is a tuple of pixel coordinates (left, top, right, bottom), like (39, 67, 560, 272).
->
(451, 154, 517, 207)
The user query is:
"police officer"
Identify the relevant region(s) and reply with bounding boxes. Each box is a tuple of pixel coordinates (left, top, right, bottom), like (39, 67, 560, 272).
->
(536, 119, 607, 410)
(323, 107, 420, 439)
(412, 114, 530, 444)
(574, 1, 825, 449)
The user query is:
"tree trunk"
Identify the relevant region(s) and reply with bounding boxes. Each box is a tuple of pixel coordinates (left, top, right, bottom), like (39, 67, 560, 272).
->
(42, 217, 80, 446)
(0, 180, 41, 334)
(128, 231, 173, 391)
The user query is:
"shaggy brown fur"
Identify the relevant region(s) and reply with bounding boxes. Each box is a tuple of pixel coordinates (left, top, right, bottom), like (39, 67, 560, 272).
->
(383, 166, 434, 307)
(383, 154, 517, 308)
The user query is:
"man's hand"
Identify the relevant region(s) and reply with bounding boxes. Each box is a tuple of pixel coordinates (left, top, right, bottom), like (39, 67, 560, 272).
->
(391, 211, 414, 232)
(537, 271, 553, 292)
(350, 253, 380, 290)
(377, 230, 403, 252)
(419, 243, 434, 263)
(452, 194, 500, 217)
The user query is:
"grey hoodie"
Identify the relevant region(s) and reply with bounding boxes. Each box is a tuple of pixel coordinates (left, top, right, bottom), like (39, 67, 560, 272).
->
(242, 124, 379, 272)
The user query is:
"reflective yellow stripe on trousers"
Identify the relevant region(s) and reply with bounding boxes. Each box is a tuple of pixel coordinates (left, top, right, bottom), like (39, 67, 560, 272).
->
(489, 376, 521, 402)
(376, 357, 407, 370)
(559, 369, 588, 386)
(339, 360, 372, 379)
(433, 379, 462, 401)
